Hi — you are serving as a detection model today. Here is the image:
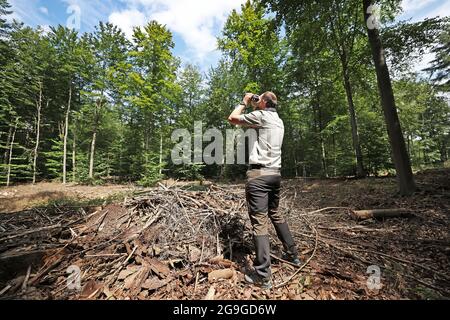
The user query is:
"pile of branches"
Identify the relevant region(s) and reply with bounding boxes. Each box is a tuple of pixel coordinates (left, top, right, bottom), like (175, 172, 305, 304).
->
(0, 184, 274, 300)
(4, 177, 446, 300)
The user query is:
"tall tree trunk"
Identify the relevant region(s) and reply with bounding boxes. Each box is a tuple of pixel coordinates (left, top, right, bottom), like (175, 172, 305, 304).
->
(333, 134, 337, 177)
(363, 0, 416, 196)
(89, 129, 97, 179)
(341, 56, 365, 178)
(33, 82, 43, 184)
(316, 97, 328, 178)
(321, 139, 328, 178)
(159, 133, 163, 176)
(0, 132, 3, 163)
(294, 153, 298, 178)
(3, 126, 12, 165)
(407, 134, 411, 157)
(6, 118, 18, 187)
(63, 86, 72, 185)
(72, 131, 76, 182)
(89, 100, 102, 180)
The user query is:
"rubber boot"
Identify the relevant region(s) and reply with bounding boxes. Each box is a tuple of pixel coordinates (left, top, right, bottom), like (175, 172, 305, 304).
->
(274, 223, 301, 265)
(244, 235, 272, 289)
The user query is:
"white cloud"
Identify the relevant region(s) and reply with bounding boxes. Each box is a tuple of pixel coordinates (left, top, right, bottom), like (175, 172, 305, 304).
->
(108, 0, 246, 60)
(401, 0, 437, 14)
(425, 1, 450, 19)
(398, 0, 448, 73)
(109, 9, 146, 39)
(39, 6, 49, 15)
(9, 0, 50, 26)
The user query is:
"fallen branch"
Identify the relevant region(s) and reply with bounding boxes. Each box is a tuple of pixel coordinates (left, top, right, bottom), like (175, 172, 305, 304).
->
(0, 224, 62, 242)
(350, 209, 411, 220)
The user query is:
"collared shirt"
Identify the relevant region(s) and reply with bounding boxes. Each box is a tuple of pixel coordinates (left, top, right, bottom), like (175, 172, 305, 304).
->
(238, 108, 284, 169)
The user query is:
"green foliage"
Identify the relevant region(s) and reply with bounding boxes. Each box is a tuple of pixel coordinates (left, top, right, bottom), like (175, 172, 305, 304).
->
(0, 0, 448, 187)
(42, 138, 64, 180)
(218, 0, 283, 93)
(138, 153, 165, 187)
(382, 17, 448, 75)
(424, 22, 450, 89)
(174, 163, 206, 181)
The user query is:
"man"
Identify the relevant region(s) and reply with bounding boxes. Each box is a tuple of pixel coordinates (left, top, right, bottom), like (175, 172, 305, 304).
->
(228, 92, 301, 289)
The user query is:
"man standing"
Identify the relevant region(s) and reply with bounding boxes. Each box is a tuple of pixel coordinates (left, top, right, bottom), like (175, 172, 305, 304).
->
(228, 92, 301, 289)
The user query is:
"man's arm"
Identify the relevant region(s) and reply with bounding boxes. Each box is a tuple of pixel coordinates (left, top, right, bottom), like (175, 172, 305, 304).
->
(228, 104, 247, 126)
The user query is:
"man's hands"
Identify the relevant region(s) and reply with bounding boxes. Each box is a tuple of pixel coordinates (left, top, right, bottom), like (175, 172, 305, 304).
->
(242, 93, 254, 107)
(228, 93, 254, 126)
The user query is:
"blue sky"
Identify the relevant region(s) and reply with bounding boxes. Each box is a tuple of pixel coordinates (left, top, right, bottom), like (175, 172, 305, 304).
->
(7, 0, 450, 73)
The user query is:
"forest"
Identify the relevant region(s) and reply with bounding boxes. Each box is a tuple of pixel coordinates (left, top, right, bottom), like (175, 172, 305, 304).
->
(0, 0, 448, 191)
(0, 0, 449, 302)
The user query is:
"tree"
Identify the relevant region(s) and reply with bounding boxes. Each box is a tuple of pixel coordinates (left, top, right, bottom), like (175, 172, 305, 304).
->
(126, 21, 179, 185)
(218, 0, 283, 94)
(425, 23, 450, 90)
(363, 0, 416, 195)
(48, 26, 81, 184)
(82, 22, 129, 180)
(177, 64, 205, 125)
(382, 17, 447, 75)
(394, 77, 450, 166)
(260, 0, 367, 177)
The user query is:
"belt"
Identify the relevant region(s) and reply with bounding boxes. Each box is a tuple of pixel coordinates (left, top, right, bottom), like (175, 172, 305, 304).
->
(249, 164, 279, 171)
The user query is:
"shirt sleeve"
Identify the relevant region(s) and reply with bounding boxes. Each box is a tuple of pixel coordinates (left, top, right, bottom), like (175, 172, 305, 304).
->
(238, 111, 263, 128)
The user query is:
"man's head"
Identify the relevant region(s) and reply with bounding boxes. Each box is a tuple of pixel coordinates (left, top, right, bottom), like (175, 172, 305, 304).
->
(252, 92, 278, 110)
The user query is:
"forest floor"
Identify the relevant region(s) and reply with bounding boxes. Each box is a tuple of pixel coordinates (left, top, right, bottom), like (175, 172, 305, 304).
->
(0, 182, 137, 214)
(0, 169, 448, 300)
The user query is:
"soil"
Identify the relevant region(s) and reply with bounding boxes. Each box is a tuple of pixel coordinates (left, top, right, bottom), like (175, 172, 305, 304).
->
(0, 169, 448, 300)
(0, 182, 137, 213)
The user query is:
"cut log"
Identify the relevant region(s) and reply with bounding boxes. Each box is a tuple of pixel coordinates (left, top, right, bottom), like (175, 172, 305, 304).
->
(208, 269, 234, 282)
(351, 209, 411, 220)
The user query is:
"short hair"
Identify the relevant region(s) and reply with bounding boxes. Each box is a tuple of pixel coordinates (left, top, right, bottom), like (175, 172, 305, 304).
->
(261, 92, 278, 109)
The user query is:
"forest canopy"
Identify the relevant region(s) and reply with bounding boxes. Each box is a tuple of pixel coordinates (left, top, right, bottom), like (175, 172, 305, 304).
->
(0, 0, 449, 187)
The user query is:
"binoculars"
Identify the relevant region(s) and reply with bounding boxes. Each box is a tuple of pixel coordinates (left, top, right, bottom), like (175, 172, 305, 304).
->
(251, 95, 260, 103)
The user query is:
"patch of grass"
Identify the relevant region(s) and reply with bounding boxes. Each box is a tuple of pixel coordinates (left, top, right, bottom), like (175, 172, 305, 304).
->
(179, 183, 210, 192)
(39, 190, 135, 210)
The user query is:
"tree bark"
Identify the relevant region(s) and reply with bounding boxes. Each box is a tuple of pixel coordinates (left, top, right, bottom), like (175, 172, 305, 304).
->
(363, 0, 416, 195)
(33, 82, 43, 184)
(89, 130, 97, 179)
(327, 6, 365, 178)
(6, 118, 18, 187)
(0, 132, 3, 165)
(3, 126, 12, 165)
(333, 134, 337, 177)
(341, 57, 365, 178)
(317, 98, 328, 178)
(63, 86, 72, 185)
(159, 133, 163, 176)
(72, 131, 76, 182)
(89, 99, 102, 180)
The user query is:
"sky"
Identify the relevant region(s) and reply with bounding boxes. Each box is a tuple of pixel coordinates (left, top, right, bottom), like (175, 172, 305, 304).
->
(7, 0, 450, 73)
